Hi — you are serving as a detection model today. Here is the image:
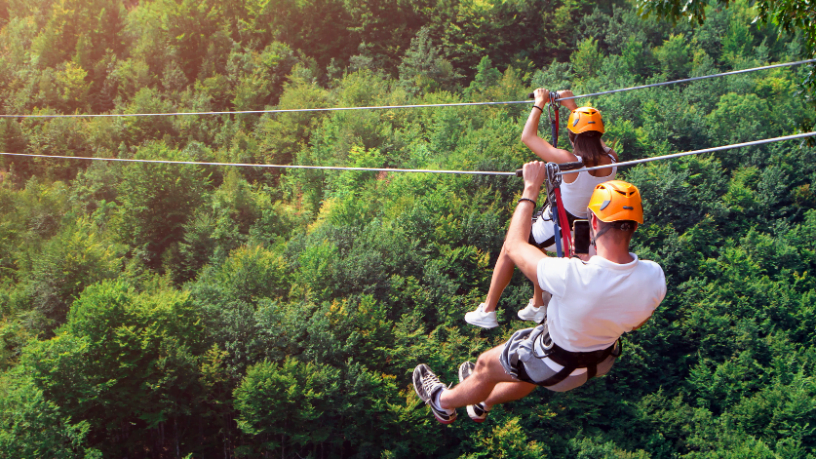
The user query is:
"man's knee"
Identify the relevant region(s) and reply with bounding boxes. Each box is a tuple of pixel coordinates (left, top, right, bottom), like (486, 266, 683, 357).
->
(475, 350, 500, 374)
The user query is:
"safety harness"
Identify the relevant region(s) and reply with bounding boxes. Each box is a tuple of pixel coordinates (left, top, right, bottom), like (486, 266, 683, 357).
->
(515, 322, 622, 387)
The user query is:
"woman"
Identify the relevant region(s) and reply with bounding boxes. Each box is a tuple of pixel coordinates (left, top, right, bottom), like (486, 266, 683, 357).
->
(465, 88, 619, 328)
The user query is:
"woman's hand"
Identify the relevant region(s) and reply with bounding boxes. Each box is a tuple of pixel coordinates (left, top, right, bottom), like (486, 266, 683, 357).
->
(557, 90, 579, 111)
(533, 88, 549, 110)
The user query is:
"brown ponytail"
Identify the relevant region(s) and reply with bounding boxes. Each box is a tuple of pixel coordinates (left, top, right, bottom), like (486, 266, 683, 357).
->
(568, 131, 605, 167)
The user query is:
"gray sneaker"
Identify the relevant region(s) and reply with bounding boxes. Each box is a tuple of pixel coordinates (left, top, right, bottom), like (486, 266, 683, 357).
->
(413, 364, 457, 424)
(458, 361, 489, 423)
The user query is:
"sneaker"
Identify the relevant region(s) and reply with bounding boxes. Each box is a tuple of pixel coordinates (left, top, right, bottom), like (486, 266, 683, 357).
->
(517, 299, 546, 323)
(465, 303, 499, 329)
(458, 361, 489, 423)
(413, 364, 457, 424)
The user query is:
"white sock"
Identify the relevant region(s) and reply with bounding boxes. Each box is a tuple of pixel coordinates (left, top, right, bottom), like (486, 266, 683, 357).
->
(432, 388, 453, 413)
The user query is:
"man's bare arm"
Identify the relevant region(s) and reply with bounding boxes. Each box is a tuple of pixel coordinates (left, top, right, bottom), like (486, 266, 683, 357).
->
(505, 161, 549, 284)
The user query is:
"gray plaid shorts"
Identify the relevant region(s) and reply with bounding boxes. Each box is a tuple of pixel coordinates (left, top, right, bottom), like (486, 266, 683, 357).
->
(499, 323, 617, 392)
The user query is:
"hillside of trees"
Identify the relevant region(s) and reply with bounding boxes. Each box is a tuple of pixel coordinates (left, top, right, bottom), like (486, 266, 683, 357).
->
(1, 0, 816, 457)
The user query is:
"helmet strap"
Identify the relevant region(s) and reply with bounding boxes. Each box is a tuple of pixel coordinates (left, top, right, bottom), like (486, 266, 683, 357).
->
(591, 220, 634, 247)
(590, 225, 613, 247)
(589, 212, 616, 247)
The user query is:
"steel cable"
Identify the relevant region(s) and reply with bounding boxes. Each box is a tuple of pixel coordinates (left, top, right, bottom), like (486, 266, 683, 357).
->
(1, 132, 814, 176)
(558, 132, 816, 175)
(0, 59, 812, 119)
(0, 152, 519, 176)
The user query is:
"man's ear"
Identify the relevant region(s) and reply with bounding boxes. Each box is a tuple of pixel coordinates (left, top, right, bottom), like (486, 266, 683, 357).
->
(589, 212, 599, 230)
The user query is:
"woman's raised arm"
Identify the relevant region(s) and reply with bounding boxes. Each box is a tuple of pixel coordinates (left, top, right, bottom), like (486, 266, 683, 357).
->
(521, 88, 576, 164)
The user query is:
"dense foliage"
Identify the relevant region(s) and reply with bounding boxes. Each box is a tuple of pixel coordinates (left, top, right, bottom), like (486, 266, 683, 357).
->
(1, 0, 816, 457)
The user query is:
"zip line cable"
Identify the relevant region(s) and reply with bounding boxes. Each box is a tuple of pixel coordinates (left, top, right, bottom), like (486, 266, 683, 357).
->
(553, 58, 816, 102)
(0, 152, 514, 176)
(0, 59, 813, 119)
(1, 132, 814, 176)
(557, 132, 816, 175)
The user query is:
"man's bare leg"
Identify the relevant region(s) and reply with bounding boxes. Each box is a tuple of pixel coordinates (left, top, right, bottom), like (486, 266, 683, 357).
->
(439, 345, 534, 409)
(482, 244, 516, 312)
(483, 382, 537, 410)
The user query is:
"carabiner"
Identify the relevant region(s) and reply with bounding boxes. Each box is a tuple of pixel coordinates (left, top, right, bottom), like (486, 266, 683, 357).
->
(547, 91, 559, 148)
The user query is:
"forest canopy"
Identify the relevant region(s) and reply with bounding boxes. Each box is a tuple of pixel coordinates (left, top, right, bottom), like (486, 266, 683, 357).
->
(1, 0, 816, 458)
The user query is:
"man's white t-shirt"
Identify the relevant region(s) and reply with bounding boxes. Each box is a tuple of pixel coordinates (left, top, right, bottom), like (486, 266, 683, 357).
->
(536, 253, 667, 353)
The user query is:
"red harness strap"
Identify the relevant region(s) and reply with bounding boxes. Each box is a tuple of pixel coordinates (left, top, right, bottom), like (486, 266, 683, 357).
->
(544, 161, 581, 258)
(552, 187, 572, 257)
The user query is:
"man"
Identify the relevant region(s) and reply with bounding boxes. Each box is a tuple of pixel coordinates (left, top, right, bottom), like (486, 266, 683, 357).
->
(412, 161, 667, 424)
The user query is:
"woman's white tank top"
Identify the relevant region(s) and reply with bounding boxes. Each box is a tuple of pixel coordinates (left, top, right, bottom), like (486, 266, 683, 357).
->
(560, 148, 617, 218)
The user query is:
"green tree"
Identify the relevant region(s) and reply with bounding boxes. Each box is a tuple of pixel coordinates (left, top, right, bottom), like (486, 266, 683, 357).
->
(572, 37, 605, 79)
(0, 374, 101, 459)
(398, 27, 460, 96)
(233, 357, 341, 457)
(109, 142, 211, 270)
(637, 0, 816, 79)
(23, 280, 209, 457)
(653, 34, 691, 78)
(28, 217, 124, 332)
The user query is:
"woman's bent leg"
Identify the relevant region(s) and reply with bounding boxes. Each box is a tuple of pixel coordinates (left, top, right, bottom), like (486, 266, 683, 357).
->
(532, 282, 546, 307)
(482, 243, 516, 312)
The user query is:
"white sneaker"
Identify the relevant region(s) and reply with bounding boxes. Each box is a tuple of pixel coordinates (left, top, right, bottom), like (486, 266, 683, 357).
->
(517, 299, 547, 323)
(465, 303, 499, 329)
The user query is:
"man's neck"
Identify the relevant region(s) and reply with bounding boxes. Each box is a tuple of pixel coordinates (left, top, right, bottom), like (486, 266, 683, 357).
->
(594, 243, 634, 264)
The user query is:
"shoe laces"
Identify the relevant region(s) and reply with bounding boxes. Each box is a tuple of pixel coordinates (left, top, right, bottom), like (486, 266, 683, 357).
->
(421, 370, 444, 398)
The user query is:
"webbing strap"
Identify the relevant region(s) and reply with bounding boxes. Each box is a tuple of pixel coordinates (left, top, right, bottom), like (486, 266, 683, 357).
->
(545, 163, 564, 258)
(548, 92, 559, 148)
(553, 188, 572, 257)
(552, 213, 564, 258)
(539, 363, 578, 387)
(539, 341, 616, 387)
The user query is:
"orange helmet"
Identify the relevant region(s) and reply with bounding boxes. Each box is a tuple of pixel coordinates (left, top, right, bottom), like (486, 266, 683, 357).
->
(567, 107, 604, 134)
(587, 180, 643, 224)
